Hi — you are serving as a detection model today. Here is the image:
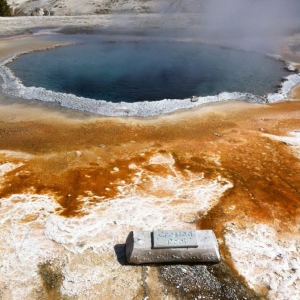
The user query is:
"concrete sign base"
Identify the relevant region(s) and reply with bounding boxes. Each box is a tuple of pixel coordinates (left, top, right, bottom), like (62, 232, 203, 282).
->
(125, 230, 221, 264)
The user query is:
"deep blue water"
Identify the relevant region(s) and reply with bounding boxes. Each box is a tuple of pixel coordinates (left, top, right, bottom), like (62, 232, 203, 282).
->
(9, 35, 289, 102)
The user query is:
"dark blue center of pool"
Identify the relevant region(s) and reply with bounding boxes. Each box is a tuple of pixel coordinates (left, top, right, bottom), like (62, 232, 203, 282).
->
(9, 35, 289, 102)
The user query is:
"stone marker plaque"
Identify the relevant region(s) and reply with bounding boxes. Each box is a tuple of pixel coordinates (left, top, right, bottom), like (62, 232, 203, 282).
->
(125, 230, 221, 264)
(153, 230, 198, 249)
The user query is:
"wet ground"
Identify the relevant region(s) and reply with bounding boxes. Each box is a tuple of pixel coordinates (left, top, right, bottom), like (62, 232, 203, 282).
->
(1, 31, 300, 299)
(1, 95, 300, 299)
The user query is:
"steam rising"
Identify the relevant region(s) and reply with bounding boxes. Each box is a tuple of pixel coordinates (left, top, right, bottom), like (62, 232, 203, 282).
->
(163, 0, 300, 52)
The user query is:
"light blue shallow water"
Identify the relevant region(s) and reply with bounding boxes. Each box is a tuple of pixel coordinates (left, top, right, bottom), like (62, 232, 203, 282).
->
(8, 35, 289, 103)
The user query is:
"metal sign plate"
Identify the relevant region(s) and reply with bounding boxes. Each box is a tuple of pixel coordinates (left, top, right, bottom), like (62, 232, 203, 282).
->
(153, 230, 198, 249)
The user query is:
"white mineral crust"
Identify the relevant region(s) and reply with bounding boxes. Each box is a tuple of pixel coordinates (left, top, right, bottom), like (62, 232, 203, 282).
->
(225, 223, 300, 300)
(0, 54, 270, 118)
(0, 151, 232, 299)
(225, 130, 300, 300)
(2, 51, 299, 117)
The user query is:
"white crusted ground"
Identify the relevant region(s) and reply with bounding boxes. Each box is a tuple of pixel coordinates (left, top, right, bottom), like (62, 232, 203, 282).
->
(262, 130, 300, 160)
(225, 223, 300, 300)
(0, 151, 232, 299)
(7, 0, 188, 16)
(267, 74, 300, 102)
(225, 130, 300, 300)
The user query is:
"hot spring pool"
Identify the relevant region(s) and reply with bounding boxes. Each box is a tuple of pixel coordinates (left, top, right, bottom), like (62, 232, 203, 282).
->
(8, 35, 289, 103)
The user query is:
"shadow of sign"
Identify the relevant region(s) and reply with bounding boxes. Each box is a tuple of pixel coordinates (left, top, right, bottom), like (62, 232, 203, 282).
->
(114, 244, 127, 265)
